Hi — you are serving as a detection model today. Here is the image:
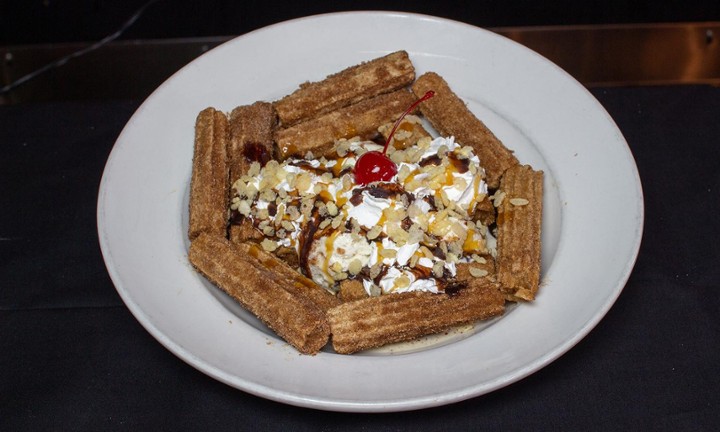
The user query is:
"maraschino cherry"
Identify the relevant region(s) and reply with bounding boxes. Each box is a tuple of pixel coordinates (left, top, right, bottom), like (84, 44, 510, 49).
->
(354, 90, 434, 185)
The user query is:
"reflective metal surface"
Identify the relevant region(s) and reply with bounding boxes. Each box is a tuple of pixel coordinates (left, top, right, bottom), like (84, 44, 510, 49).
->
(2, 22, 718, 104)
(501, 22, 720, 86)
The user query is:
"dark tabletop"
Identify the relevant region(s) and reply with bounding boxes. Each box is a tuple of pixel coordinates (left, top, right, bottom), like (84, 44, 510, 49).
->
(1, 84, 719, 430)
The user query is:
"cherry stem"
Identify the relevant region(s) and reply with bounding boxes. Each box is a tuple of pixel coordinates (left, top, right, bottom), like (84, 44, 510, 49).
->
(382, 90, 435, 155)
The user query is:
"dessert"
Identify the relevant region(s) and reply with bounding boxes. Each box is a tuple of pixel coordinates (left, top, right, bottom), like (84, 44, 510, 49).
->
(187, 52, 544, 355)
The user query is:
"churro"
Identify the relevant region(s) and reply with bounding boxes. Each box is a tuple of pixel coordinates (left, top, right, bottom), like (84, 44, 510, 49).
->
(274, 89, 416, 160)
(188, 108, 229, 240)
(228, 101, 277, 184)
(227, 102, 277, 243)
(274, 50, 415, 127)
(189, 233, 330, 354)
(495, 164, 544, 301)
(412, 72, 519, 189)
(338, 279, 369, 303)
(228, 217, 263, 244)
(455, 256, 496, 283)
(328, 278, 505, 354)
(239, 242, 341, 313)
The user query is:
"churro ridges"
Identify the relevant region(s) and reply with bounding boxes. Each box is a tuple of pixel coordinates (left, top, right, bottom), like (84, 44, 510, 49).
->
(495, 165, 544, 301)
(228, 102, 277, 187)
(328, 280, 505, 354)
(238, 242, 341, 313)
(189, 234, 330, 354)
(188, 108, 229, 241)
(274, 50, 415, 127)
(227, 102, 277, 243)
(275, 89, 417, 160)
(412, 72, 519, 189)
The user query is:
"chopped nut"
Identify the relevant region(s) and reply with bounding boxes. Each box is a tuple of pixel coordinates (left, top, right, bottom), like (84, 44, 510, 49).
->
(369, 263, 382, 279)
(326, 201, 338, 216)
(331, 215, 344, 229)
(469, 267, 489, 278)
(336, 140, 350, 157)
(295, 172, 311, 192)
(248, 162, 261, 177)
(492, 191, 506, 207)
(432, 262, 444, 278)
(317, 201, 329, 217)
(510, 197, 530, 206)
(439, 240, 448, 255)
(342, 175, 353, 191)
(286, 205, 300, 221)
(390, 150, 405, 164)
(348, 259, 363, 275)
(420, 246, 435, 259)
(395, 275, 411, 289)
(409, 254, 420, 268)
(237, 200, 251, 217)
(367, 225, 383, 240)
(260, 238, 278, 252)
(437, 144, 449, 158)
(472, 254, 487, 264)
(260, 188, 277, 202)
(380, 248, 397, 259)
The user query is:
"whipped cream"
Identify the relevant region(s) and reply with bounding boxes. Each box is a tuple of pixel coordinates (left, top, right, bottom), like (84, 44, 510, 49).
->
(230, 136, 493, 296)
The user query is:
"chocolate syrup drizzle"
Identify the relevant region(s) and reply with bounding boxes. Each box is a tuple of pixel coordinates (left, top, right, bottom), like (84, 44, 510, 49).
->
(243, 141, 272, 166)
(349, 183, 414, 207)
(230, 146, 473, 295)
(297, 208, 321, 278)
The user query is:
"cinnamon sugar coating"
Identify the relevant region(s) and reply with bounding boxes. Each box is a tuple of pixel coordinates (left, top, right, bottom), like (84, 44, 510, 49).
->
(328, 278, 504, 354)
(495, 165, 544, 301)
(274, 50, 415, 127)
(188, 108, 229, 240)
(189, 234, 331, 354)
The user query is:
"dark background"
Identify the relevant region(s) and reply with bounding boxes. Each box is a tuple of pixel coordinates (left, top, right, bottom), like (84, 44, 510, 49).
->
(2, 0, 719, 45)
(2, 1, 719, 430)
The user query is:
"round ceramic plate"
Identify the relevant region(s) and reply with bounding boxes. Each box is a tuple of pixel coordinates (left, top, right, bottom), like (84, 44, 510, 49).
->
(97, 12, 643, 412)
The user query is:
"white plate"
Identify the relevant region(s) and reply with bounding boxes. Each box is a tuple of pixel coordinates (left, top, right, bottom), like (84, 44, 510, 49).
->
(98, 12, 643, 412)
